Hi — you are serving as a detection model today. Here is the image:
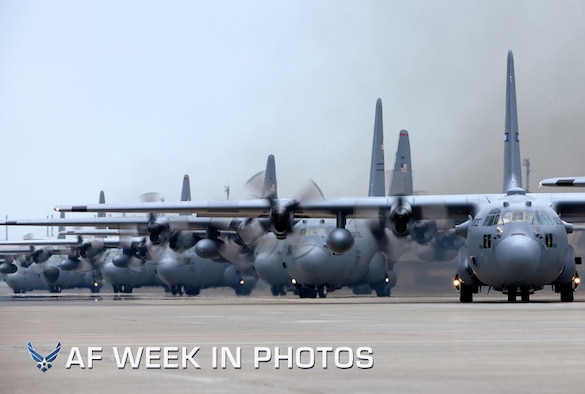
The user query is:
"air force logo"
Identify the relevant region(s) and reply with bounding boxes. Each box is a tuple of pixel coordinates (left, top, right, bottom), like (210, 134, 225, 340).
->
(27, 342, 61, 372)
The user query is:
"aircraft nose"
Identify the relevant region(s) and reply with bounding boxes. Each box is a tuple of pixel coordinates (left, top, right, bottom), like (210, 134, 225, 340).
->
(254, 254, 284, 282)
(289, 245, 331, 283)
(43, 266, 60, 283)
(495, 235, 540, 282)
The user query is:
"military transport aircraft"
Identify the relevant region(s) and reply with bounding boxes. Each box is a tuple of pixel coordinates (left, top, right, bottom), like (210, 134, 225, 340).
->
(55, 51, 585, 302)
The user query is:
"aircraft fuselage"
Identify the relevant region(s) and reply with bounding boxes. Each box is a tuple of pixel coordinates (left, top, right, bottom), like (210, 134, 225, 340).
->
(460, 193, 574, 292)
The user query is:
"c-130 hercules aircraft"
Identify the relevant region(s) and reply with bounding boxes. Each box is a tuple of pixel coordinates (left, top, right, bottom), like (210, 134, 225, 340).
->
(55, 51, 584, 302)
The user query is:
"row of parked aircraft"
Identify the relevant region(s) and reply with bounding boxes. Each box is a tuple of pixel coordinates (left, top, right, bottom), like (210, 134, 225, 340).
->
(1, 51, 583, 302)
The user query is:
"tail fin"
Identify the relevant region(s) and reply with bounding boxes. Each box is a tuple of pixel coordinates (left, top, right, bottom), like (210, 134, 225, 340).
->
(368, 98, 385, 197)
(503, 50, 523, 192)
(181, 175, 191, 201)
(262, 154, 277, 199)
(57, 212, 65, 239)
(98, 191, 105, 218)
(389, 130, 413, 196)
(96, 191, 106, 230)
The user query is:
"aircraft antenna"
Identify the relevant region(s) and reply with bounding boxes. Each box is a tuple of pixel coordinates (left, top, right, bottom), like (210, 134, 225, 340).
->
(225, 185, 230, 200)
(523, 158, 531, 192)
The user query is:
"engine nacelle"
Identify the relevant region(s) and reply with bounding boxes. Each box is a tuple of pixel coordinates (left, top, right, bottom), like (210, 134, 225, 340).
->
(169, 231, 198, 253)
(32, 248, 53, 264)
(390, 199, 412, 237)
(271, 205, 294, 239)
(148, 220, 170, 245)
(236, 218, 266, 247)
(327, 228, 354, 254)
(79, 240, 106, 260)
(0, 262, 18, 274)
(195, 238, 223, 259)
(411, 220, 437, 244)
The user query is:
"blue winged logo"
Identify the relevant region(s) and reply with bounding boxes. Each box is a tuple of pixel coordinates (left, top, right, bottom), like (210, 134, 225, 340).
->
(27, 341, 61, 372)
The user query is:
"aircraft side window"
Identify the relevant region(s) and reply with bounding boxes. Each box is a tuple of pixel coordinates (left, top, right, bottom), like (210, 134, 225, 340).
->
(535, 209, 553, 225)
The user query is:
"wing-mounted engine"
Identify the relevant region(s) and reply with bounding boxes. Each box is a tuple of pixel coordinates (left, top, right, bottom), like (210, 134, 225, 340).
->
(270, 200, 296, 239)
(112, 238, 148, 269)
(147, 217, 170, 245)
(77, 239, 107, 260)
(410, 220, 437, 244)
(389, 197, 412, 237)
(235, 218, 270, 247)
(168, 231, 198, 253)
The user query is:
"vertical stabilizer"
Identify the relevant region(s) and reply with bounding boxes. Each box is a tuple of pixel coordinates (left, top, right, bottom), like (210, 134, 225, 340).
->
(262, 154, 278, 199)
(503, 50, 523, 192)
(181, 175, 191, 201)
(98, 191, 106, 218)
(389, 130, 413, 196)
(368, 98, 385, 197)
(57, 212, 65, 239)
(96, 191, 106, 230)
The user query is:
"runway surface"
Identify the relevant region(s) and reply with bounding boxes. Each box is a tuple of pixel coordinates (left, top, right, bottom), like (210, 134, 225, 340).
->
(1, 284, 585, 393)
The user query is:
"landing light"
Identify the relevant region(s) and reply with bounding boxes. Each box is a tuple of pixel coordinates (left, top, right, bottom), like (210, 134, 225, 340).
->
(453, 276, 461, 290)
(384, 277, 390, 283)
(291, 278, 297, 285)
(239, 279, 245, 285)
(92, 281, 99, 287)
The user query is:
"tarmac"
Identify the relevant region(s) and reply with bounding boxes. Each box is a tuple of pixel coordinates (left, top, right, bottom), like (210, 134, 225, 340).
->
(1, 283, 585, 394)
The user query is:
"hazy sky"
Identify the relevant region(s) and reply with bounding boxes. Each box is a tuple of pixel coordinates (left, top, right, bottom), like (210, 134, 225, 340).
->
(2, 0, 585, 239)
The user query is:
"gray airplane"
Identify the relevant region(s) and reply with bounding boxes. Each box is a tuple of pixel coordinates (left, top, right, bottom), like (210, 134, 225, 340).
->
(148, 175, 258, 296)
(2, 176, 258, 296)
(54, 51, 585, 302)
(2, 252, 102, 294)
(0, 236, 103, 293)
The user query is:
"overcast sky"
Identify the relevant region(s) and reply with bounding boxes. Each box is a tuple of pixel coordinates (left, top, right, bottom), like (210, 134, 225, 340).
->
(1, 0, 585, 239)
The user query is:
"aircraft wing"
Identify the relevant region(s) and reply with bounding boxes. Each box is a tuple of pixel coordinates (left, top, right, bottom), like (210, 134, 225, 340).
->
(55, 194, 493, 221)
(0, 246, 34, 254)
(540, 177, 585, 187)
(0, 216, 242, 232)
(0, 237, 82, 247)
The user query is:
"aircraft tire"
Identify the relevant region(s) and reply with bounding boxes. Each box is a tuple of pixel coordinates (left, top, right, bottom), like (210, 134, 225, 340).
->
(184, 286, 200, 296)
(507, 287, 517, 302)
(299, 285, 317, 299)
(270, 285, 286, 296)
(373, 282, 391, 297)
(50, 285, 62, 294)
(121, 284, 133, 294)
(459, 284, 473, 303)
(559, 283, 574, 302)
(317, 285, 327, 298)
(520, 287, 530, 302)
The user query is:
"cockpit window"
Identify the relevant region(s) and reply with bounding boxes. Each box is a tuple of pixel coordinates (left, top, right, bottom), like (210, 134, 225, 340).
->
(299, 226, 331, 237)
(496, 208, 555, 226)
(482, 209, 500, 226)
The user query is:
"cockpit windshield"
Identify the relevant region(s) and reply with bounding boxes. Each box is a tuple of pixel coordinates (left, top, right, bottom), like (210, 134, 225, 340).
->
(299, 226, 331, 237)
(488, 208, 555, 226)
(482, 208, 557, 226)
